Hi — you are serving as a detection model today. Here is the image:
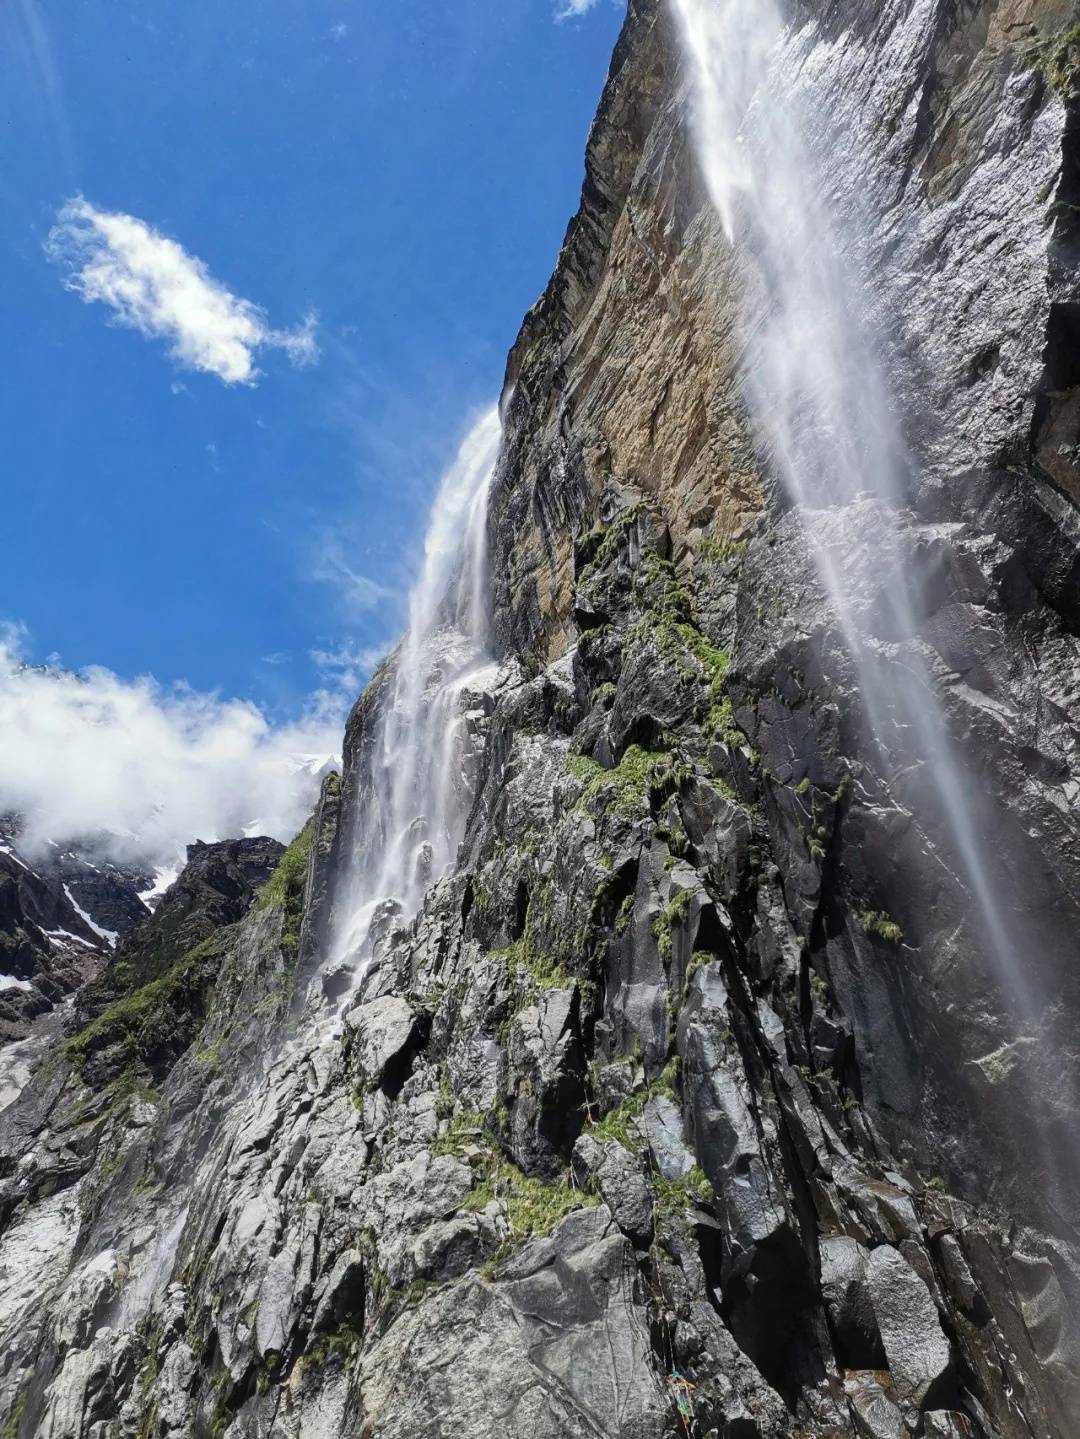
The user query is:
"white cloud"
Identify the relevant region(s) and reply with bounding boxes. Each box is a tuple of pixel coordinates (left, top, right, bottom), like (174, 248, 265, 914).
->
(46, 197, 318, 386)
(0, 625, 343, 868)
(555, 0, 602, 18)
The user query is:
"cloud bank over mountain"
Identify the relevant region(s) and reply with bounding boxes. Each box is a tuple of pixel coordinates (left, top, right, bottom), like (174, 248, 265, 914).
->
(0, 623, 340, 865)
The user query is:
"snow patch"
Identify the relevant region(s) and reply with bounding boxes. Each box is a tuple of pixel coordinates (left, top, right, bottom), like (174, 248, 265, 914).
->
(0, 842, 29, 871)
(43, 928, 98, 950)
(62, 886, 118, 948)
(137, 865, 178, 909)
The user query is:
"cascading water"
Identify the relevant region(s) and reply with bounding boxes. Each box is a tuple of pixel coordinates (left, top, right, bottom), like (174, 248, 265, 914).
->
(327, 406, 503, 997)
(669, 0, 1076, 1217)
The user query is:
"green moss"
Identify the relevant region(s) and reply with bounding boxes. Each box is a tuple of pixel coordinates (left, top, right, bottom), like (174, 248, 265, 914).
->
(697, 535, 748, 564)
(492, 937, 572, 995)
(438, 1108, 595, 1243)
(682, 950, 715, 999)
(63, 929, 234, 1069)
(855, 909, 904, 945)
(1040, 23, 1080, 95)
(614, 894, 636, 936)
(462, 1159, 596, 1240)
(433, 1109, 488, 1160)
(194, 1036, 225, 1070)
(435, 1063, 455, 1121)
(652, 888, 695, 964)
(569, 744, 687, 818)
(654, 1165, 713, 1218)
(1, 1394, 27, 1439)
(576, 502, 647, 576)
(255, 820, 314, 960)
(585, 1061, 681, 1151)
(587, 1092, 648, 1151)
(304, 1322, 362, 1373)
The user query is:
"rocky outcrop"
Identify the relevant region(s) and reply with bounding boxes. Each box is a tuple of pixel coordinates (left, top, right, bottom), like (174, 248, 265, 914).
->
(1, 1, 1079, 1437)
(0, 844, 107, 1044)
(72, 836, 284, 1033)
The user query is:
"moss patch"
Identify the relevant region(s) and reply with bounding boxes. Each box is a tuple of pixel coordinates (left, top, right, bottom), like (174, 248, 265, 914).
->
(492, 937, 573, 996)
(652, 889, 695, 964)
(584, 1058, 680, 1151)
(461, 1157, 595, 1240)
(568, 744, 688, 818)
(255, 820, 314, 961)
(63, 928, 236, 1071)
(1, 1394, 27, 1439)
(438, 1108, 596, 1243)
(654, 1165, 713, 1218)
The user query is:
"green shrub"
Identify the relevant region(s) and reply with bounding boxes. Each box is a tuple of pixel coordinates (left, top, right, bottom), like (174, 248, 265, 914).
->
(855, 909, 904, 945)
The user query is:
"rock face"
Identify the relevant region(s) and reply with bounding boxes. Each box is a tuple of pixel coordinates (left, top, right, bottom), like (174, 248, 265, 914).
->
(0, 843, 111, 1044)
(1, 2, 1079, 1438)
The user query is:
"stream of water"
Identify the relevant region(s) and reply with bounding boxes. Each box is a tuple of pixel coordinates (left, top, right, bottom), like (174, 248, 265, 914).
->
(327, 406, 502, 989)
(670, 0, 1071, 1213)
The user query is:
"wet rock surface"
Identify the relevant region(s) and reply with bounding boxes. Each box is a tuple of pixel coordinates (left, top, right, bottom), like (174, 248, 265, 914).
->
(1, 0, 1079, 1436)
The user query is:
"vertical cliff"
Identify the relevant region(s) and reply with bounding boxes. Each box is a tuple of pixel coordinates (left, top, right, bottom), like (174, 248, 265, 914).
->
(1, 2, 1079, 1437)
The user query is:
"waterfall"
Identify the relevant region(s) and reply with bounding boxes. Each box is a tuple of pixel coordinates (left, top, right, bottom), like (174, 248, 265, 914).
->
(327, 406, 503, 993)
(669, 0, 1073, 1213)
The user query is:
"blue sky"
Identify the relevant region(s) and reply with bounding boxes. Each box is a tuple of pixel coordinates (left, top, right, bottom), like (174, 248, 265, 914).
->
(1, 0, 624, 725)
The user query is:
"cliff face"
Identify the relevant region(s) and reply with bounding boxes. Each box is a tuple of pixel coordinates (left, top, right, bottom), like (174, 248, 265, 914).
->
(1, 2, 1079, 1438)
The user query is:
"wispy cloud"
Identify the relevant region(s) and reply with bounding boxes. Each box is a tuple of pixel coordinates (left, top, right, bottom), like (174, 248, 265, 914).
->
(46, 197, 318, 386)
(312, 535, 396, 617)
(311, 638, 388, 696)
(555, 0, 602, 19)
(0, 623, 340, 865)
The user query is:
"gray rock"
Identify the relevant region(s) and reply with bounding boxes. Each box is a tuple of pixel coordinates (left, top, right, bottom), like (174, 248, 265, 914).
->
(843, 1371, 906, 1439)
(638, 1092, 694, 1181)
(820, 1235, 883, 1368)
(571, 1133, 652, 1247)
(923, 1412, 975, 1437)
(345, 994, 418, 1091)
(867, 1244, 952, 1406)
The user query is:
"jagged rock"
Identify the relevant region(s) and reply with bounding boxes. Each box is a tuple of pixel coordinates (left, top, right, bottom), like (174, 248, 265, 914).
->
(0, 847, 106, 1044)
(923, 1414, 975, 1438)
(506, 987, 586, 1177)
(866, 1245, 952, 1407)
(639, 1092, 694, 1181)
(571, 1134, 652, 1246)
(73, 835, 284, 1030)
(843, 1372, 906, 1439)
(345, 995, 420, 1092)
(677, 960, 786, 1256)
(361, 1208, 666, 1439)
(820, 1237, 885, 1369)
(311, 1249, 365, 1335)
